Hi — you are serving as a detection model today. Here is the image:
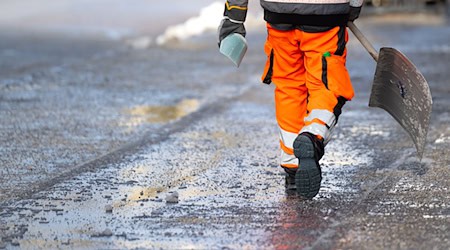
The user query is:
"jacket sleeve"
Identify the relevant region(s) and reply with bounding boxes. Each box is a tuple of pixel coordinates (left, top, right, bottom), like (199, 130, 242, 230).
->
(349, 0, 364, 21)
(224, 0, 249, 23)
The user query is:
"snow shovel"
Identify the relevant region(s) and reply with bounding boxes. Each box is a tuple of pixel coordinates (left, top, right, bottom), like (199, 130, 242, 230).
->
(219, 33, 248, 67)
(347, 21, 433, 159)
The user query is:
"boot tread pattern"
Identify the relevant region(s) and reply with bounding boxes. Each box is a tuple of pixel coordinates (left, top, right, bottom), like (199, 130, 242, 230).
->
(293, 135, 322, 199)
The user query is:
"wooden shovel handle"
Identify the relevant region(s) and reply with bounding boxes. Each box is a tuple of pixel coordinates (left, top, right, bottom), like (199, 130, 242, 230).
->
(347, 21, 379, 62)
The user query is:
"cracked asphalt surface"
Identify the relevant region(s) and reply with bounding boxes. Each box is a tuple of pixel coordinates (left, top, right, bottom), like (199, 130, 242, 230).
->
(1, 3, 450, 249)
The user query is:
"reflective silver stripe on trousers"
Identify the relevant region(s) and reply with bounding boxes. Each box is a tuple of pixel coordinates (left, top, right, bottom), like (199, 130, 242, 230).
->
(280, 150, 298, 166)
(304, 109, 336, 128)
(302, 109, 337, 142)
(279, 126, 299, 167)
(300, 123, 329, 140)
(279, 126, 298, 150)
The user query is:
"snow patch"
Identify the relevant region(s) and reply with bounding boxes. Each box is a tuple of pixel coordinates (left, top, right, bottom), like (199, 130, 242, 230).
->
(435, 136, 450, 144)
(156, 2, 222, 45)
(156, 1, 263, 45)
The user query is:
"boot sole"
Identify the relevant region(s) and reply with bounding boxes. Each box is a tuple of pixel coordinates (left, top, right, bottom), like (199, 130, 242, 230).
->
(285, 176, 297, 191)
(293, 135, 322, 199)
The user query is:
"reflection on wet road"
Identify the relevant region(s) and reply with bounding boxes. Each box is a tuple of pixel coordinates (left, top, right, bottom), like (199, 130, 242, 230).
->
(124, 98, 200, 125)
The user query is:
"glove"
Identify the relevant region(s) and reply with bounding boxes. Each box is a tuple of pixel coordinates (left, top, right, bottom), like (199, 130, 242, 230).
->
(217, 18, 246, 47)
(349, 6, 362, 21)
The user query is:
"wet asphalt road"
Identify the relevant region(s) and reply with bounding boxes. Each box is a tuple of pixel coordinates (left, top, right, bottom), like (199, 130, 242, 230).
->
(1, 10, 450, 250)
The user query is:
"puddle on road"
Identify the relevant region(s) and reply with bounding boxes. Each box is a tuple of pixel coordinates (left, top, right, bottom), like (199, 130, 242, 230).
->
(122, 98, 199, 126)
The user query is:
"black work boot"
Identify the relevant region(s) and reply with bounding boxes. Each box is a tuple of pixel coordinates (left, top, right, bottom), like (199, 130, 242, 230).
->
(283, 167, 297, 191)
(293, 132, 325, 199)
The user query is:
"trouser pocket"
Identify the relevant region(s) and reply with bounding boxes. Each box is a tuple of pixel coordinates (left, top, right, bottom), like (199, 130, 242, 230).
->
(261, 40, 274, 85)
(322, 54, 354, 101)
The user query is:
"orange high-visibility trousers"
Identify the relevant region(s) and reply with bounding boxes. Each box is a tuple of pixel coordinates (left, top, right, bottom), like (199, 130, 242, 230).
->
(261, 24, 354, 169)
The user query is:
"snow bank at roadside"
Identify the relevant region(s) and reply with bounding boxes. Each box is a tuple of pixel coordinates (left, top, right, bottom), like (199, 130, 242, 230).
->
(156, 1, 263, 45)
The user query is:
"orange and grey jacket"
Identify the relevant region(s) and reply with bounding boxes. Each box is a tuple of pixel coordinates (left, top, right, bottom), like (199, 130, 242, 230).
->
(224, 0, 364, 26)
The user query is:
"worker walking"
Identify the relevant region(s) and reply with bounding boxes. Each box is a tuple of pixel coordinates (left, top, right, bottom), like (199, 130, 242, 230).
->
(218, 0, 363, 199)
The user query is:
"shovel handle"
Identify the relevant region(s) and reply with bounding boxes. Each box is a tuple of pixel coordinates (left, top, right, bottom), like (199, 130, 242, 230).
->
(347, 21, 379, 62)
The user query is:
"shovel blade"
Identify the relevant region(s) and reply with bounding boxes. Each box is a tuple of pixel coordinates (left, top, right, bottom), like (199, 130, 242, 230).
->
(219, 33, 247, 67)
(369, 47, 433, 159)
